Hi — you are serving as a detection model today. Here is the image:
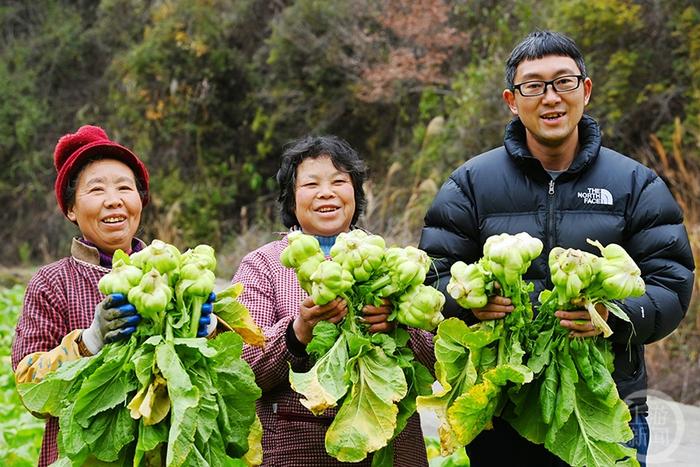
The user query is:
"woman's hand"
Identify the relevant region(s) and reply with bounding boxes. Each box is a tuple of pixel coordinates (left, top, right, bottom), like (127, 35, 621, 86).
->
(293, 296, 348, 345)
(471, 294, 514, 321)
(556, 302, 609, 338)
(362, 298, 395, 334)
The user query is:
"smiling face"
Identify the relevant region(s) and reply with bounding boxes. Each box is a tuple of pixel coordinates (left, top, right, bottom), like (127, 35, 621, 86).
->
(503, 55, 592, 166)
(294, 155, 355, 237)
(66, 158, 142, 255)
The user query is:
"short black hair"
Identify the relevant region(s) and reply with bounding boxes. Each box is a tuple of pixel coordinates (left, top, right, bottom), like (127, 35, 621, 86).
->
(276, 135, 367, 229)
(505, 30, 587, 89)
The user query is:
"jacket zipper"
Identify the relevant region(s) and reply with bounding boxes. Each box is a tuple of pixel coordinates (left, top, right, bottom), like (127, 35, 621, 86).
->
(547, 179, 556, 263)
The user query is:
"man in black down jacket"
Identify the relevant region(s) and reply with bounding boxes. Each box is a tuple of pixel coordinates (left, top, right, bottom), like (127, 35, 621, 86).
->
(418, 30, 695, 466)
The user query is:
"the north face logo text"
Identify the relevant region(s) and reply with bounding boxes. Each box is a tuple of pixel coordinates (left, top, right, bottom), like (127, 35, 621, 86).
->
(577, 188, 613, 205)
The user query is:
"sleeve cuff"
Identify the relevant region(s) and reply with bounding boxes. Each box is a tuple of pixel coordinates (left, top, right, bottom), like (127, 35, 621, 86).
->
(76, 331, 94, 357)
(285, 320, 308, 358)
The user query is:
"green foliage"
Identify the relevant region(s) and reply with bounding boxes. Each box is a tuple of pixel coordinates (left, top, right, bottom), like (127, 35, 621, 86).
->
(0, 0, 699, 268)
(257, 0, 377, 149)
(674, 6, 700, 143)
(18, 242, 263, 464)
(0, 285, 43, 464)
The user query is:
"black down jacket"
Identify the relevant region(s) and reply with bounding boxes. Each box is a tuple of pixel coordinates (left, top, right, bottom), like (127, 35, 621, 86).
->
(419, 114, 695, 410)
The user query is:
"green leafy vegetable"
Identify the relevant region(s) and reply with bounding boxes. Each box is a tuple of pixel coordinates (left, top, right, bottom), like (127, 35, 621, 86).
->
(504, 239, 645, 466)
(18, 240, 264, 466)
(420, 232, 541, 455)
(281, 232, 439, 464)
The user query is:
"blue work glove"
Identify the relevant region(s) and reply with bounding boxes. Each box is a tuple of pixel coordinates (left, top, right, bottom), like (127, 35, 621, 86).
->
(82, 293, 141, 354)
(197, 292, 217, 337)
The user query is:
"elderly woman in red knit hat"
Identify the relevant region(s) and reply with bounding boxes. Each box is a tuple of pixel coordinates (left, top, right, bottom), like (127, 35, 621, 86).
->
(10, 125, 215, 466)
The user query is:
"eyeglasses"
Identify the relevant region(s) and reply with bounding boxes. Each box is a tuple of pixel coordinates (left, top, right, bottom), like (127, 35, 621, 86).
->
(513, 75, 584, 97)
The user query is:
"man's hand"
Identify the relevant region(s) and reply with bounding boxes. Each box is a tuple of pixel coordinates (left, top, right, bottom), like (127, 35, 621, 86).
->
(362, 298, 395, 334)
(293, 296, 348, 345)
(197, 292, 217, 337)
(472, 294, 514, 321)
(556, 302, 609, 338)
(82, 293, 141, 354)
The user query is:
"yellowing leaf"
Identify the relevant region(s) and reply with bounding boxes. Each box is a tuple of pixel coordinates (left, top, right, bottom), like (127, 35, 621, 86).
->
(289, 335, 349, 415)
(214, 283, 265, 347)
(448, 379, 499, 446)
(325, 346, 407, 462)
(243, 414, 263, 466)
(127, 385, 148, 419)
(141, 374, 170, 426)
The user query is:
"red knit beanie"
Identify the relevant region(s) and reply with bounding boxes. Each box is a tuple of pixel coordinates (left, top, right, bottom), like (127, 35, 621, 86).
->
(53, 125, 150, 214)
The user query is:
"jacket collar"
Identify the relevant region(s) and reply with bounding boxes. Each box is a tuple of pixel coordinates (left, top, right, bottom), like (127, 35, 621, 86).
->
(504, 114, 602, 174)
(70, 237, 147, 266)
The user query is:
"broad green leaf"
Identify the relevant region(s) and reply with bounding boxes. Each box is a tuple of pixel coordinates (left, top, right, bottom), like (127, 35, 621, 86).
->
(189, 365, 218, 443)
(156, 341, 200, 467)
(325, 346, 407, 462)
(133, 420, 168, 467)
(545, 380, 637, 466)
(83, 406, 135, 462)
(210, 332, 260, 457)
(195, 428, 229, 467)
(174, 337, 217, 358)
(475, 344, 497, 372)
(552, 342, 578, 433)
(210, 327, 244, 360)
(305, 320, 340, 358)
(527, 326, 554, 374)
(131, 342, 157, 387)
(346, 332, 372, 357)
(17, 355, 98, 416)
(72, 341, 138, 428)
(416, 318, 494, 455)
(216, 282, 244, 300)
(390, 359, 433, 451)
(371, 442, 394, 467)
(504, 329, 526, 365)
(369, 331, 397, 356)
(462, 320, 502, 349)
(58, 403, 89, 459)
(483, 363, 533, 386)
(503, 379, 549, 445)
(290, 333, 349, 415)
(391, 327, 411, 348)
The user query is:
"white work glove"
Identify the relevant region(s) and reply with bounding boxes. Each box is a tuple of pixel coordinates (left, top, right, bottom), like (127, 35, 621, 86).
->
(82, 293, 141, 354)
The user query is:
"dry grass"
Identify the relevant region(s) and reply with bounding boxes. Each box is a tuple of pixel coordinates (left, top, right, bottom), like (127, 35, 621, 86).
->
(642, 118, 700, 405)
(361, 161, 439, 246)
(216, 223, 282, 282)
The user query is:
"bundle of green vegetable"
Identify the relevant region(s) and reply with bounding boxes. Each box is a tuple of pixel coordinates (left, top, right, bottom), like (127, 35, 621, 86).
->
(417, 232, 542, 456)
(280, 230, 442, 465)
(505, 239, 645, 466)
(18, 240, 265, 466)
